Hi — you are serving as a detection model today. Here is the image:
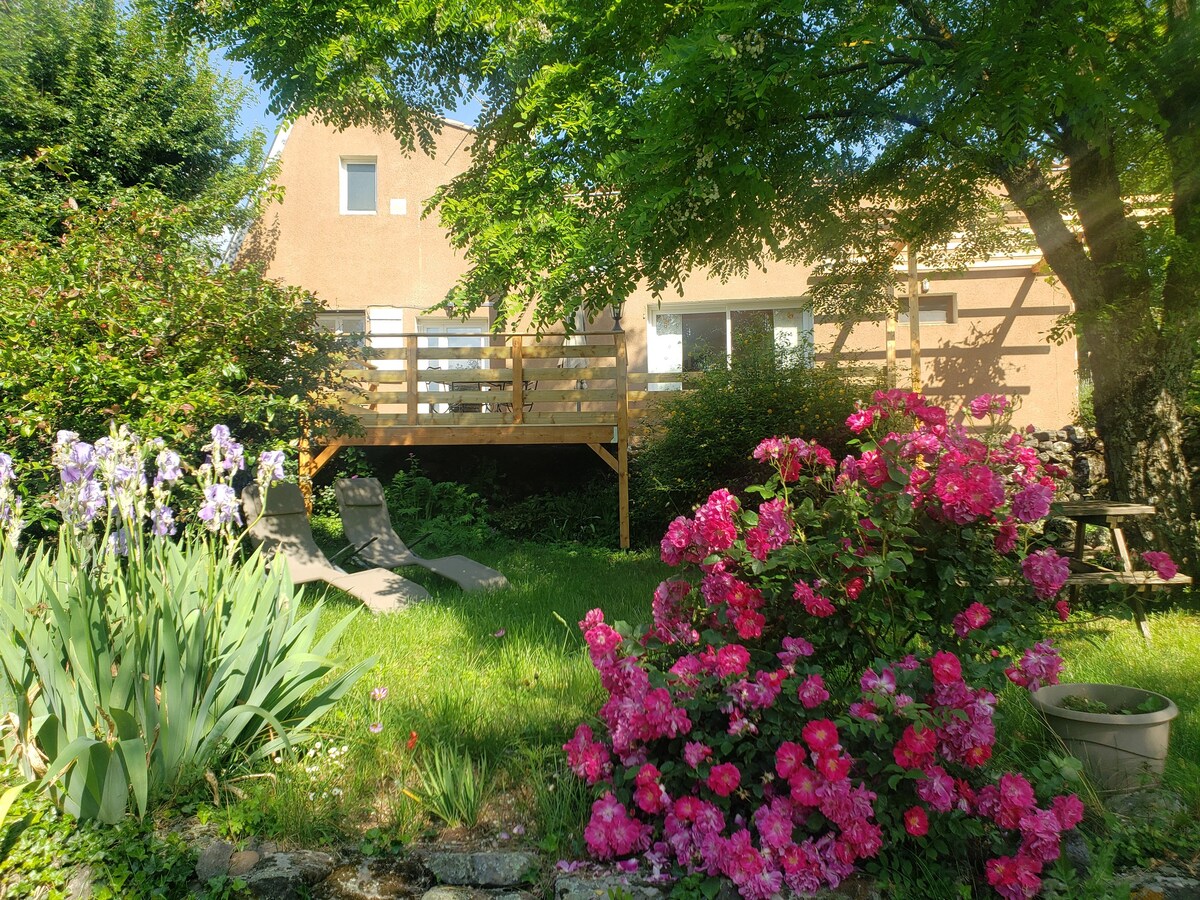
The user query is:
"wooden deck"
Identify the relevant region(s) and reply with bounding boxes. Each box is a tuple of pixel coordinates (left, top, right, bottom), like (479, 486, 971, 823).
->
(300, 331, 684, 548)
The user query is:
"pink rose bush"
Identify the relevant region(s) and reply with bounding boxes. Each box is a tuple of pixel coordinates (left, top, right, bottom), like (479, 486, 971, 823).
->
(567, 393, 1086, 898)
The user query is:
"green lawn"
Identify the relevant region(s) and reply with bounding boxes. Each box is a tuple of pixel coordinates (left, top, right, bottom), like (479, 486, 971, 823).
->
(1056, 608, 1200, 803)
(5, 533, 1199, 897)
(210, 541, 668, 847)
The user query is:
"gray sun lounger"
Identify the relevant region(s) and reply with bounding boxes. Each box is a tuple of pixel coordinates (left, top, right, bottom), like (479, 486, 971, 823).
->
(242, 482, 431, 613)
(335, 477, 509, 592)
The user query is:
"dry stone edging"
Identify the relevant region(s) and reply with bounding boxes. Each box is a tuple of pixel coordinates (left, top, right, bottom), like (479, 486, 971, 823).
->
(187, 833, 884, 900)
(553, 869, 882, 900)
(239, 850, 339, 899)
(412, 848, 539, 888)
(1122, 866, 1200, 900)
(189, 831, 542, 900)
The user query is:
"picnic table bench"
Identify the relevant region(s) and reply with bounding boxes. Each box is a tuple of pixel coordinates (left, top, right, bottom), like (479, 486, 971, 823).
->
(1054, 500, 1192, 640)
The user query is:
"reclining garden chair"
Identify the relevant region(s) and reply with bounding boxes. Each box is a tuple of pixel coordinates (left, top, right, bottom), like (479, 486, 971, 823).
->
(334, 477, 510, 592)
(242, 482, 431, 614)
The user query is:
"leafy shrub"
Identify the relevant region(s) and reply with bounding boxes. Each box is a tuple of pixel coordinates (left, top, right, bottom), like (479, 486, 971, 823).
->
(384, 457, 492, 556)
(566, 392, 1109, 899)
(0, 191, 356, 491)
(0, 425, 371, 823)
(631, 340, 879, 541)
(492, 478, 619, 547)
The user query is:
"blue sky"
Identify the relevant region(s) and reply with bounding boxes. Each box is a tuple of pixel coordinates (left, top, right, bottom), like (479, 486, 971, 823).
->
(212, 52, 484, 146)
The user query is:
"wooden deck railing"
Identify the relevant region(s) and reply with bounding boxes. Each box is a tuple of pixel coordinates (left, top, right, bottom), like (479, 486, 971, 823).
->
(304, 331, 688, 548)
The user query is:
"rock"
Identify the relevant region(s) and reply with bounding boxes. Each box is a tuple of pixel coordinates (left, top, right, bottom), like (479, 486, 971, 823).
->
(65, 864, 94, 899)
(1107, 788, 1187, 824)
(1033, 431, 1053, 442)
(1062, 829, 1091, 877)
(196, 840, 235, 883)
(555, 873, 664, 900)
(1051, 441, 1071, 453)
(1124, 866, 1200, 900)
(828, 876, 885, 899)
(423, 852, 538, 888)
(420, 889, 489, 900)
(471, 852, 539, 887)
(243, 850, 338, 899)
(423, 853, 475, 886)
(229, 850, 262, 878)
(322, 858, 427, 899)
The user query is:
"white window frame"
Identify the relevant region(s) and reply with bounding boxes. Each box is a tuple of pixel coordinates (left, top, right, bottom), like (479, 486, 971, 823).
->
(339, 156, 378, 215)
(646, 298, 814, 384)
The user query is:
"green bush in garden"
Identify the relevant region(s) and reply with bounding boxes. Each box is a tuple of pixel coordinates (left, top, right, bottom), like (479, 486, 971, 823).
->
(383, 457, 493, 555)
(0, 426, 371, 824)
(0, 191, 357, 495)
(631, 340, 879, 539)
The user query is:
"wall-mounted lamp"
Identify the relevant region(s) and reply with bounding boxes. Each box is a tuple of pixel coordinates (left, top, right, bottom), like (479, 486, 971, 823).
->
(920, 278, 931, 294)
(611, 302, 624, 332)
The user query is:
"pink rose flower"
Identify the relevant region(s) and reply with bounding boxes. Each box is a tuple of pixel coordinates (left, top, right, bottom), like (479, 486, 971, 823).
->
(930, 650, 962, 685)
(707, 762, 741, 797)
(1142, 550, 1179, 580)
(903, 806, 929, 836)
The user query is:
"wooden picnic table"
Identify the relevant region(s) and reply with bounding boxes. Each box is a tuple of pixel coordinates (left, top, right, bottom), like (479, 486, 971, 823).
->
(1053, 500, 1191, 640)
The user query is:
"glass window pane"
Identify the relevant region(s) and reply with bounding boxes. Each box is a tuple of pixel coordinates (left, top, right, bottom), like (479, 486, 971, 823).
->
(897, 295, 953, 325)
(682, 312, 726, 371)
(345, 163, 376, 211)
(730, 309, 774, 365)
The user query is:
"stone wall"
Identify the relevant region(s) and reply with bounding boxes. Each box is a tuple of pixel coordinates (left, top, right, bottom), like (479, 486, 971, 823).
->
(1026, 425, 1107, 500)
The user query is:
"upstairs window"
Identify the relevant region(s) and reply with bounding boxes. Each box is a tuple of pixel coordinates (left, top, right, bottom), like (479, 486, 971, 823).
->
(340, 158, 377, 214)
(897, 294, 957, 325)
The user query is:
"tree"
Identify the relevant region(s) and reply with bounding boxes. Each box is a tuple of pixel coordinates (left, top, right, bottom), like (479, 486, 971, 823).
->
(0, 189, 356, 489)
(158, 0, 1200, 564)
(0, 0, 265, 241)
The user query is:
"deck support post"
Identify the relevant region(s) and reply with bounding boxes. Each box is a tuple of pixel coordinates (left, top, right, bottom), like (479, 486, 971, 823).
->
(615, 333, 630, 549)
(297, 415, 314, 513)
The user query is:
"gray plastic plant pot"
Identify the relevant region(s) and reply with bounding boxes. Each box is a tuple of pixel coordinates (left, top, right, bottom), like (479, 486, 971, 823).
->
(1030, 682, 1179, 794)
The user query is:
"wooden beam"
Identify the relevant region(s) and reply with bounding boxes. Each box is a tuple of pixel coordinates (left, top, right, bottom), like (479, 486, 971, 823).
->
(615, 332, 630, 549)
(405, 335, 419, 424)
(908, 245, 922, 393)
(297, 417, 314, 513)
(588, 442, 619, 472)
(336, 425, 619, 446)
(885, 311, 896, 388)
(309, 441, 344, 477)
(512, 336, 525, 425)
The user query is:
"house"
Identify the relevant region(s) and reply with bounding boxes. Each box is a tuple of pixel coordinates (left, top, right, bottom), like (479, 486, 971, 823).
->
(245, 116, 1079, 432)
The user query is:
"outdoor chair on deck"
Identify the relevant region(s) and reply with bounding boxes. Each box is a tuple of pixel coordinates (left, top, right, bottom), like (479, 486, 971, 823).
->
(335, 477, 510, 592)
(242, 482, 431, 614)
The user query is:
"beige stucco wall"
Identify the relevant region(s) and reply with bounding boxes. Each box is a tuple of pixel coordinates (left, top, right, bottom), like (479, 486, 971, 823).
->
(808, 265, 1076, 429)
(251, 117, 1079, 428)
(245, 117, 476, 329)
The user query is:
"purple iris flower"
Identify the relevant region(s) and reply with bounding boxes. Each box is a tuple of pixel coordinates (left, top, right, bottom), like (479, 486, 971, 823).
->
(198, 484, 242, 532)
(256, 450, 286, 486)
(150, 504, 176, 537)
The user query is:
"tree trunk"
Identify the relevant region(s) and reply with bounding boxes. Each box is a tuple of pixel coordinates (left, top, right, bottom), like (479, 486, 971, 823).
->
(1000, 157, 1200, 571)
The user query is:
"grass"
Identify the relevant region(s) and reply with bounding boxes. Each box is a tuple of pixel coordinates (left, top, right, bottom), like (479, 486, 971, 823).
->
(4, 522, 1199, 896)
(991, 606, 1200, 883)
(201, 539, 667, 849)
(1055, 609, 1200, 801)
